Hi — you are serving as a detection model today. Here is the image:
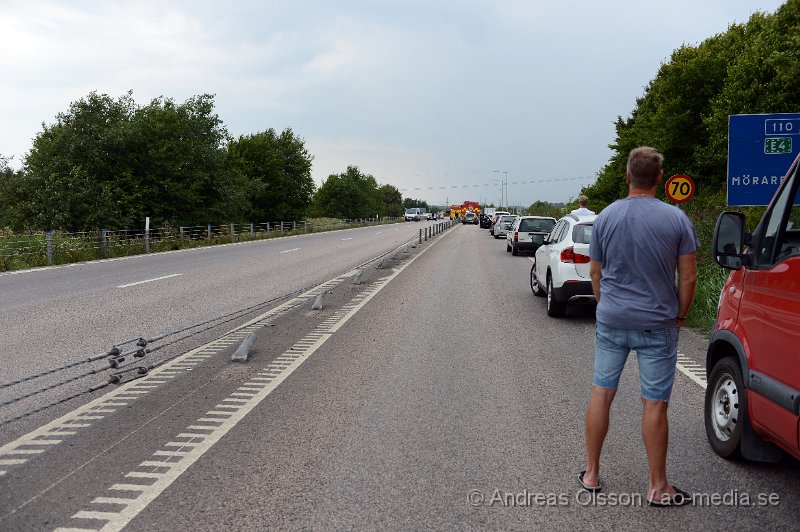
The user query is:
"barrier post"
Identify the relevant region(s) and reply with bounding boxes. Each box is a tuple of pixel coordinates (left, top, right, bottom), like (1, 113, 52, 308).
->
(46, 231, 53, 264)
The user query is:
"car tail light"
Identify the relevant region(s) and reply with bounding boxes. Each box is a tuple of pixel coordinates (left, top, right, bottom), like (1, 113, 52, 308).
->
(560, 246, 590, 263)
(514, 231, 518, 242)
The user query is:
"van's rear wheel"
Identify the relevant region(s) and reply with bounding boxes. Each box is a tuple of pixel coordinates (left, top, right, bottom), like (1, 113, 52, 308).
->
(705, 357, 745, 459)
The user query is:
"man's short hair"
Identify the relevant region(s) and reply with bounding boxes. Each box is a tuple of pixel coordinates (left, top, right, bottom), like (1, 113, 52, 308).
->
(579, 195, 589, 206)
(627, 147, 663, 188)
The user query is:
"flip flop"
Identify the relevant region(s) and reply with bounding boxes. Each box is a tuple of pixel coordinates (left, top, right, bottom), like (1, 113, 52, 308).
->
(578, 470, 601, 492)
(647, 486, 692, 507)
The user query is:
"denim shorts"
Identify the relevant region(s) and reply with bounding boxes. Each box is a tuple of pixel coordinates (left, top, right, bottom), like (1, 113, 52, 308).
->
(593, 322, 680, 401)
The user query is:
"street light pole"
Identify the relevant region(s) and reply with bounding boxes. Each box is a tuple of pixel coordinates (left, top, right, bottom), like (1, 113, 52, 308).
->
(493, 170, 508, 209)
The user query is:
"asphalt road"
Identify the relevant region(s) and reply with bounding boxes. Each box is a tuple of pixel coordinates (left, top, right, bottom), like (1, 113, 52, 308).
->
(1, 221, 798, 530)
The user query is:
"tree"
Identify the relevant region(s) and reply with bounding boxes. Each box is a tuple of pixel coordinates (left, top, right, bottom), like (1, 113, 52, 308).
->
(19, 91, 235, 230)
(227, 128, 315, 221)
(402, 197, 429, 211)
(376, 184, 403, 217)
(126, 94, 234, 226)
(526, 200, 566, 219)
(312, 166, 380, 219)
(22, 92, 137, 230)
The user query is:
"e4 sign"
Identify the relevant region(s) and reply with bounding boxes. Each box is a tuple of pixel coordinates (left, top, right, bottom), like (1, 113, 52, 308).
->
(665, 174, 695, 203)
(728, 113, 800, 206)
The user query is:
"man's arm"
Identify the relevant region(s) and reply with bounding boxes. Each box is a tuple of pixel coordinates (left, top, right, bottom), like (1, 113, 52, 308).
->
(590, 259, 602, 303)
(676, 252, 697, 326)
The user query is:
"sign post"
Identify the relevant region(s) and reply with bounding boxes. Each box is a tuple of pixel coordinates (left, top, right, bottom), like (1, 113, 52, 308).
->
(728, 113, 800, 206)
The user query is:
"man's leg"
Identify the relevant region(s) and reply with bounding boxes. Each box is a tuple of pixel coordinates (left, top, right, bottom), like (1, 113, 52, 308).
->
(583, 386, 616, 487)
(584, 324, 629, 487)
(642, 398, 676, 500)
(635, 327, 680, 501)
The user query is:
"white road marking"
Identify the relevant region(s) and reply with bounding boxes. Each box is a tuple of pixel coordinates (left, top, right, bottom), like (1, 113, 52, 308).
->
(341, 237, 352, 241)
(280, 248, 300, 254)
(117, 274, 182, 289)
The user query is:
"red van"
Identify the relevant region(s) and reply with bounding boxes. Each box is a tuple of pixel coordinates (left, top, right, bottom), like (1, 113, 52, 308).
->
(707, 152, 800, 462)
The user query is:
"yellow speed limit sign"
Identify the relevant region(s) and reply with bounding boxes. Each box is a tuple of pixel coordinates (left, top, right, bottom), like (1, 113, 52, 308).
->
(665, 174, 696, 203)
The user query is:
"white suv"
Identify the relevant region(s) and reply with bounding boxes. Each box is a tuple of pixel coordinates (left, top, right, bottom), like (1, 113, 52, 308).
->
(530, 214, 596, 317)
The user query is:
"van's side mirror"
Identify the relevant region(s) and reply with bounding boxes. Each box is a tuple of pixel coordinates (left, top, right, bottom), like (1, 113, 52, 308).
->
(713, 212, 749, 269)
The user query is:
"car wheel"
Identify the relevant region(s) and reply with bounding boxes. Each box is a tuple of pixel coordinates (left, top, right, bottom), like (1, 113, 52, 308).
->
(546, 275, 566, 317)
(530, 262, 545, 297)
(506, 243, 511, 252)
(705, 357, 746, 459)
(512, 244, 519, 256)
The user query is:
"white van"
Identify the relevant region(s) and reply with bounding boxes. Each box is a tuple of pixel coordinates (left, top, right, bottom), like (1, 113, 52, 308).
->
(404, 208, 424, 221)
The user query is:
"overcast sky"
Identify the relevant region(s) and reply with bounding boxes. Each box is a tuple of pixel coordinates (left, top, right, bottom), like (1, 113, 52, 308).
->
(0, 0, 787, 207)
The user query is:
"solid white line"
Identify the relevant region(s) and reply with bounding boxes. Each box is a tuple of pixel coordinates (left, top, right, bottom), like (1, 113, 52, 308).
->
(117, 274, 182, 289)
(280, 248, 300, 254)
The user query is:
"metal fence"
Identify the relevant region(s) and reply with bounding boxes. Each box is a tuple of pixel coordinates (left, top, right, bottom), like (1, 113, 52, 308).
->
(0, 217, 401, 272)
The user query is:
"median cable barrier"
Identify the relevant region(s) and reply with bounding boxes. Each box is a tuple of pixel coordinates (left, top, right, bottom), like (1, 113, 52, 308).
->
(0, 224, 456, 427)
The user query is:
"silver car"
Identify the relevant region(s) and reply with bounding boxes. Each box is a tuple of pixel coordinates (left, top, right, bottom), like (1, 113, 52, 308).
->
(493, 215, 518, 239)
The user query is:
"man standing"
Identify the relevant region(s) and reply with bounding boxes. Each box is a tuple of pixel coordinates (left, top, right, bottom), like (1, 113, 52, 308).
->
(579, 147, 697, 506)
(570, 195, 595, 215)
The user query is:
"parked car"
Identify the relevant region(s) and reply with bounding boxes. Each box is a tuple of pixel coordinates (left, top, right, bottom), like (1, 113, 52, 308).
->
(705, 153, 800, 463)
(404, 208, 424, 221)
(493, 215, 518, 239)
(530, 214, 596, 317)
(489, 211, 511, 236)
(506, 216, 556, 255)
(462, 212, 478, 224)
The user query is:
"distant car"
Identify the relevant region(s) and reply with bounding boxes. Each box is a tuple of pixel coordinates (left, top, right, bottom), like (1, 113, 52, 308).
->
(404, 208, 424, 221)
(427, 212, 436, 220)
(462, 212, 478, 225)
(506, 216, 556, 256)
(479, 213, 492, 228)
(530, 213, 597, 317)
(493, 215, 518, 239)
(489, 211, 511, 236)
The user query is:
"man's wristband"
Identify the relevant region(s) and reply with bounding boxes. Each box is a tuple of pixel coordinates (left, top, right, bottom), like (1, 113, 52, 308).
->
(676, 316, 687, 321)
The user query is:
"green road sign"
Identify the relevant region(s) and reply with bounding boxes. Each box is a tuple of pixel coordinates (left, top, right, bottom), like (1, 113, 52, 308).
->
(764, 137, 792, 154)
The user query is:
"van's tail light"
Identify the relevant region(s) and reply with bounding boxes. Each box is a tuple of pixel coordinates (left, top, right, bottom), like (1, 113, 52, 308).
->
(561, 246, 590, 263)
(514, 231, 518, 242)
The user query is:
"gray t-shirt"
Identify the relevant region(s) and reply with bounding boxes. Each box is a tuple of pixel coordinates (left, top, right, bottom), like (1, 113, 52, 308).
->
(590, 196, 698, 329)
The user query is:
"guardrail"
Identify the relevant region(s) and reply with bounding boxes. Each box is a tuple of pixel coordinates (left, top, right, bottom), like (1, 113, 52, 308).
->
(0, 217, 403, 272)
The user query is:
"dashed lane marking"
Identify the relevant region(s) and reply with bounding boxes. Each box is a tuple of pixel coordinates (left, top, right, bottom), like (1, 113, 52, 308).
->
(117, 273, 183, 289)
(55, 225, 452, 532)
